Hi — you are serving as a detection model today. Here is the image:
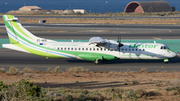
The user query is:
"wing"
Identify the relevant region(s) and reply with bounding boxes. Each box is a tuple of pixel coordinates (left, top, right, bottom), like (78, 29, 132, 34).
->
(89, 37, 108, 46)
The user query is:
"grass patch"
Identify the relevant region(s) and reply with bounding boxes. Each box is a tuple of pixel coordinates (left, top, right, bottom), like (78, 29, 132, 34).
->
(0, 79, 149, 101)
(22, 67, 34, 73)
(46, 67, 51, 72)
(6, 66, 19, 75)
(0, 68, 5, 73)
(140, 68, 146, 72)
(166, 86, 180, 93)
(52, 66, 60, 73)
(66, 67, 89, 73)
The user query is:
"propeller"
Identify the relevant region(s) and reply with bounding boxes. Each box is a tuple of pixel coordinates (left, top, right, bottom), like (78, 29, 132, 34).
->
(117, 34, 123, 59)
(117, 35, 124, 48)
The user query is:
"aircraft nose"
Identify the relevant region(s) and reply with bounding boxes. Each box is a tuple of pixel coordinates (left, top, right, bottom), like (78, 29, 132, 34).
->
(169, 51, 177, 58)
(172, 52, 177, 58)
(164, 51, 177, 58)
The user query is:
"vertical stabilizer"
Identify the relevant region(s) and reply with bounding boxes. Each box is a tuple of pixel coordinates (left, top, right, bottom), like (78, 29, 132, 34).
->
(2, 15, 56, 45)
(3, 15, 19, 44)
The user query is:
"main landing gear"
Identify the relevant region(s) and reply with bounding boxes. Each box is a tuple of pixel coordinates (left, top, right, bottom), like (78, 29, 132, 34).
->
(94, 59, 102, 65)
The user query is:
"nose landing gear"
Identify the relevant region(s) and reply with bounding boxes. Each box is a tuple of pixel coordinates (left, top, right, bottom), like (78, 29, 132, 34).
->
(164, 59, 168, 64)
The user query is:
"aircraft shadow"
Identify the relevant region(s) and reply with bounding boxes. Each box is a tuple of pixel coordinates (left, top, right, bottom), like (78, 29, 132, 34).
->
(67, 56, 180, 64)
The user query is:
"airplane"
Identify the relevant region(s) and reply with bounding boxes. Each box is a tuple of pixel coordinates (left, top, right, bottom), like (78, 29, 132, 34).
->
(2, 15, 177, 64)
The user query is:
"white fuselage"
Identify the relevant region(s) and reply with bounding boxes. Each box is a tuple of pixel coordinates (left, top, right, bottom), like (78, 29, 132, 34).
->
(33, 40, 176, 60)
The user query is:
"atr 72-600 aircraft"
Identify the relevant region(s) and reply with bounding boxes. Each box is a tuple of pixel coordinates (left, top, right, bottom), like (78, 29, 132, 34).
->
(2, 15, 177, 64)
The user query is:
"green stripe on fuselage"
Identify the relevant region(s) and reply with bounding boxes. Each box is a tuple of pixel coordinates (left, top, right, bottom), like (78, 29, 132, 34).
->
(14, 44, 64, 58)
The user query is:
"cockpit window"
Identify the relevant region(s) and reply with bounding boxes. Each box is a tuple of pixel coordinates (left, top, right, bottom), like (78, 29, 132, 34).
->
(165, 45, 170, 49)
(161, 46, 170, 49)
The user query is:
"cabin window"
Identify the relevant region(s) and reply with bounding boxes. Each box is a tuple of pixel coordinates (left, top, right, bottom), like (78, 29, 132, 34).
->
(122, 48, 124, 51)
(82, 48, 84, 50)
(97, 48, 99, 51)
(104, 48, 106, 51)
(61, 48, 63, 50)
(101, 48, 103, 51)
(139, 49, 141, 51)
(136, 49, 138, 51)
(115, 49, 117, 51)
(143, 49, 145, 51)
(90, 48, 92, 51)
(71, 48, 73, 50)
(75, 48, 77, 50)
(68, 48, 70, 50)
(132, 49, 134, 51)
(64, 48, 66, 50)
(125, 49, 127, 51)
(79, 48, 81, 50)
(129, 49, 131, 51)
(93, 48, 95, 51)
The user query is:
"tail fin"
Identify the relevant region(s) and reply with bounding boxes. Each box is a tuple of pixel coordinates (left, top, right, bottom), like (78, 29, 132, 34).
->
(2, 15, 56, 44)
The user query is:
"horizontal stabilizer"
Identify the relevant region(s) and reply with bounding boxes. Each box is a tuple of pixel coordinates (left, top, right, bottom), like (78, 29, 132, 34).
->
(2, 44, 29, 53)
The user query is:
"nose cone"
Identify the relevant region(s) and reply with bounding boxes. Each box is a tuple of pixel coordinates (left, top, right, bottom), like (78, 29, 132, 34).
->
(171, 52, 177, 58)
(167, 50, 177, 58)
(164, 50, 177, 58)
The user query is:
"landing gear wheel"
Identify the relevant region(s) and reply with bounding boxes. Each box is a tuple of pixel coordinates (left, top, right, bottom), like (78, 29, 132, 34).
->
(94, 59, 101, 65)
(164, 62, 168, 64)
(164, 59, 169, 64)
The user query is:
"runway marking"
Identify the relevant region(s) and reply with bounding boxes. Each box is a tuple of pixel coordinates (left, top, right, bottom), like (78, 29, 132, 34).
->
(153, 37, 162, 40)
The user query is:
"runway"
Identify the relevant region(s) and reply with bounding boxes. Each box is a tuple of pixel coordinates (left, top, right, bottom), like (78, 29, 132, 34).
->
(0, 24, 180, 72)
(0, 23, 180, 39)
(1, 49, 180, 72)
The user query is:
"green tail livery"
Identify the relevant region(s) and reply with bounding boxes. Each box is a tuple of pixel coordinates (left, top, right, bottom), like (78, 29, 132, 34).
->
(2, 15, 177, 64)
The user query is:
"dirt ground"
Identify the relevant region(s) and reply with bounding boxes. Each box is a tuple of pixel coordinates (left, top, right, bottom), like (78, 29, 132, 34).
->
(1, 70, 180, 100)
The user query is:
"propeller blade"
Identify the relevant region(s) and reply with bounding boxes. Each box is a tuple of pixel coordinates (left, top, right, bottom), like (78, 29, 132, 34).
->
(117, 34, 120, 42)
(120, 37, 121, 43)
(118, 36, 124, 47)
(117, 34, 124, 49)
